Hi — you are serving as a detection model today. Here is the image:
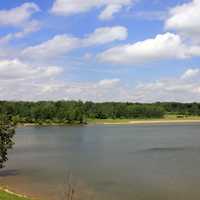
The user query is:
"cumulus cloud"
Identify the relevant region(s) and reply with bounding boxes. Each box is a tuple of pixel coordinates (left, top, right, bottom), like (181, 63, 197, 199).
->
(83, 26, 127, 45)
(98, 32, 190, 64)
(165, 0, 200, 42)
(22, 35, 80, 60)
(22, 26, 128, 60)
(0, 59, 125, 101)
(98, 78, 120, 88)
(0, 64, 124, 101)
(0, 3, 40, 43)
(1, 59, 200, 102)
(51, 0, 133, 20)
(0, 21, 40, 45)
(0, 2, 39, 27)
(57, 78, 123, 102)
(0, 59, 66, 100)
(98, 4, 122, 20)
(132, 68, 200, 102)
(2, 0, 200, 102)
(181, 68, 200, 80)
(0, 59, 63, 80)
(97, 0, 200, 65)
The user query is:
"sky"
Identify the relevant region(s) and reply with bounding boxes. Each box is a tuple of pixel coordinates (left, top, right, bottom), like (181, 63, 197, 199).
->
(0, 0, 200, 102)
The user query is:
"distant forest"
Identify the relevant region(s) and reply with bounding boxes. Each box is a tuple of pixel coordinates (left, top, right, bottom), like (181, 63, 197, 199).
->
(1, 101, 200, 124)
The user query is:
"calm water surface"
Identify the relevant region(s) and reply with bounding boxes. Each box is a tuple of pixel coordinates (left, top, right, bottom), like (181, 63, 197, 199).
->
(1, 124, 200, 200)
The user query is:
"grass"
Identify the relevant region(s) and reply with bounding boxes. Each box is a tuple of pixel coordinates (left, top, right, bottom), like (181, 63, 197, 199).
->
(0, 190, 31, 200)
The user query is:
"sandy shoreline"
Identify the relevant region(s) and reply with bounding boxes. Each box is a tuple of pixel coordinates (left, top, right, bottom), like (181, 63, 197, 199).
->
(0, 186, 32, 199)
(102, 119, 200, 125)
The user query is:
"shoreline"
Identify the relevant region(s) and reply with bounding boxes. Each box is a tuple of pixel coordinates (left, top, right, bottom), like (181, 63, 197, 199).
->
(16, 123, 86, 128)
(0, 186, 33, 199)
(16, 119, 200, 127)
(101, 119, 200, 125)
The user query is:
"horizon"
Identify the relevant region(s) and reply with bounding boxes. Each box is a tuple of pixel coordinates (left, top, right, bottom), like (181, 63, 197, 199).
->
(1, 100, 200, 104)
(1, 0, 200, 102)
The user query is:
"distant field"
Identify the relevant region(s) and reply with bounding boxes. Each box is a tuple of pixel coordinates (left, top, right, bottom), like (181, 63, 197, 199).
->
(0, 190, 31, 200)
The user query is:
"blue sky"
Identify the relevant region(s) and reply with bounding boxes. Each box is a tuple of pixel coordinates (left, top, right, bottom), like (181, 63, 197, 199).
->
(0, 0, 200, 102)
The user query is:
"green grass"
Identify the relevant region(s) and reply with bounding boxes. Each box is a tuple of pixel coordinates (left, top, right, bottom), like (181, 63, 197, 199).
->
(0, 190, 31, 200)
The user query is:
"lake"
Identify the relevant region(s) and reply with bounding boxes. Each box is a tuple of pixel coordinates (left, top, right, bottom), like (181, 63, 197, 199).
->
(1, 124, 200, 200)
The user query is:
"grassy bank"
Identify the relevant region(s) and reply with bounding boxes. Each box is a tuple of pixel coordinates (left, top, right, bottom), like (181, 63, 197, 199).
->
(0, 190, 31, 200)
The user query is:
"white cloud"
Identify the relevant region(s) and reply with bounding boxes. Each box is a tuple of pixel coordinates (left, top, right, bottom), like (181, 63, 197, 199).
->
(165, 0, 200, 42)
(96, 0, 200, 65)
(0, 2, 39, 27)
(51, 0, 133, 20)
(188, 45, 200, 57)
(98, 32, 189, 64)
(99, 4, 122, 20)
(0, 59, 62, 80)
(0, 3, 40, 43)
(0, 46, 14, 59)
(1, 59, 200, 102)
(0, 59, 126, 101)
(132, 68, 200, 102)
(2, 1, 200, 102)
(22, 26, 127, 60)
(22, 35, 80, 60)
(181, 68, 200, 80)
(98, 78, 120, 88)
(14, 20, 41, 38)
(68, 79, 126, 101)
(128, 10, 167, 21)
(0, 59, 66, 100)
(83, 26, 127, 46)
(0, 65, 125, 101)
(0, 20, 41, 44)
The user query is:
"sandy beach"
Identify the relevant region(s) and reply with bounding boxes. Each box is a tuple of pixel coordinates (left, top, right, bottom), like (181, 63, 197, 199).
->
(101, 119, 200, 125)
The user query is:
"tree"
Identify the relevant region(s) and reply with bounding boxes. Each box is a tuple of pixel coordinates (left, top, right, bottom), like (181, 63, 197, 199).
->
(0, 115, 15, 168)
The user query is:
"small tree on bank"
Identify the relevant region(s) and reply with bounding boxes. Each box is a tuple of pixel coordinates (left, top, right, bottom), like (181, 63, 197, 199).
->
(0, 115, 15, 168)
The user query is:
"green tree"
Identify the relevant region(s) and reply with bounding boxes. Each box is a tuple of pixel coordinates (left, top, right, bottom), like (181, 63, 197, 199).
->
(0, 115, 15, 168)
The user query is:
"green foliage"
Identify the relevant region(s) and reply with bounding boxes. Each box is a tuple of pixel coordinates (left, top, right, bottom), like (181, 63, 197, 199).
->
(2, 101, 200, 125)
(0, 115, 15, 168)
(0, 101, 167, 124)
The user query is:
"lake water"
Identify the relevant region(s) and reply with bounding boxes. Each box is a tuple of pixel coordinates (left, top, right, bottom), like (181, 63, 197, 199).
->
(1, 124, 200, 200)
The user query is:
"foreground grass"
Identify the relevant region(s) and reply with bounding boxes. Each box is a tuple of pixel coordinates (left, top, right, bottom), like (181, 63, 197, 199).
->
(0, 190, 31, 200)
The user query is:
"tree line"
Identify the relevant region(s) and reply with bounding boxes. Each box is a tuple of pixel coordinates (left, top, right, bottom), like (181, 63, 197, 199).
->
(0, 101, 200, 124)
